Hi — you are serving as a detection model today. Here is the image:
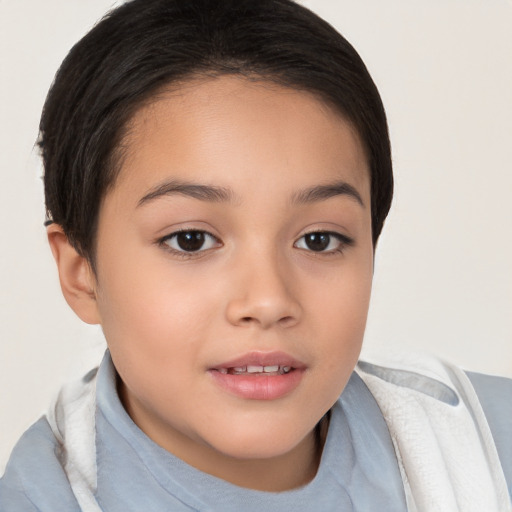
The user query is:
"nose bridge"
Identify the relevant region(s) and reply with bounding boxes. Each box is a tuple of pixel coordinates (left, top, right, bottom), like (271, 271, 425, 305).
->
(225, 242, 301, 329)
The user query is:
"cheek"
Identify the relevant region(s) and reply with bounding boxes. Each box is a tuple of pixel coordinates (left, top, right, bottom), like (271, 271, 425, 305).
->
(309, 255, 373, 341)
(95, 264, 212, 408)
(94, 250, 221, 356)
(305, 254, 372, 397)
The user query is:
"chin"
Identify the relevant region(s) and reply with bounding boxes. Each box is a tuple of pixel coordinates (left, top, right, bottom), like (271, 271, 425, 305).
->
(201, 418, 315, 461)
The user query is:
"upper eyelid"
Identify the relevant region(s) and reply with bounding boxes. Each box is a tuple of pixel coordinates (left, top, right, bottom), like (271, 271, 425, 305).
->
(161, 228, 217, 239)
(293, 231, 355, 255)
(159, 226, 221, 244)
(296, 229, 354, 243)
(159, 229, 221, 253)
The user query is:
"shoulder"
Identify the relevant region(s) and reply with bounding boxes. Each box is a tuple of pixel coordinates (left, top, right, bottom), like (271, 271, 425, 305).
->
(0, 417, 80, 512)
(466, 371, 512, 485)
(357, 353, 512, 498)
(356, 353, 511, 445)
(466, 370, 512, 421)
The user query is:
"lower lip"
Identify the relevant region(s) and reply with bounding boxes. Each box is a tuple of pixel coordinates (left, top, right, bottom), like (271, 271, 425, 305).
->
(209, 369, 304, 400)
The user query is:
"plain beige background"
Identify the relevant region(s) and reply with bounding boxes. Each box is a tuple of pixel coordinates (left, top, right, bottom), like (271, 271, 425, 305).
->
(1, 0, 511, 472)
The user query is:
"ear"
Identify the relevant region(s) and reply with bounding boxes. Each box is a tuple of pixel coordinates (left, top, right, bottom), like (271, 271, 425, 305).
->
(47, 224, 101, 325)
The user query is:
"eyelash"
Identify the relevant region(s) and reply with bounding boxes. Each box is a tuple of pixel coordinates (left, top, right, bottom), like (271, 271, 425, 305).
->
(158, 229, 354, 258)
(159, 229, 221, 258)
(294, 230, 354, 255)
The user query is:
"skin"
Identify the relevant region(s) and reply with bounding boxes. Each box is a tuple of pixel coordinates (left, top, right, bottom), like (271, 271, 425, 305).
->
(48, 75, 374, 491)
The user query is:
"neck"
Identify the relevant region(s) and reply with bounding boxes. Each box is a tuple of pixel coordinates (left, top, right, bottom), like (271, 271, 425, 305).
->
(203, 432, 320, 491)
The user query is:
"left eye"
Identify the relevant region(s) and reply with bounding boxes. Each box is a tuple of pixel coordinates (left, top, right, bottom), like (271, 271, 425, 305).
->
(162, 230, 219, 253)
(294, 232, 351, 252)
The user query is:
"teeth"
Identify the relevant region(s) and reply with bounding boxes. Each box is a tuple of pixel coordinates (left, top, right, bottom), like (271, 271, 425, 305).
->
(247, 365, 264, 373)
(221, 365, 293, 375)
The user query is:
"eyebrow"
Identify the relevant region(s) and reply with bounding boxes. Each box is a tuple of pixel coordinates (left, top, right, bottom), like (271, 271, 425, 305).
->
(292, 181, 365, 207)
(137, 178, 364, 208)
(137, 179, 233, 206)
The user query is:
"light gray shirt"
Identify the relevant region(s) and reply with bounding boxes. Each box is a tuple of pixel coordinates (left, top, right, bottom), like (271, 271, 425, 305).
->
(1, 352, 510, 511)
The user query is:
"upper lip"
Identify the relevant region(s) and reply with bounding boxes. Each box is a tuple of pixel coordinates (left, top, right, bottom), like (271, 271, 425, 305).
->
(210, 351, 306, 370)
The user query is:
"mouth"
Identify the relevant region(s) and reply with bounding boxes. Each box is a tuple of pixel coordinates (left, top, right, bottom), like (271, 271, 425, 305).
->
(216, 365, 293, 376)
(210, 351, 305, 375)
(208, 351, 306, 400)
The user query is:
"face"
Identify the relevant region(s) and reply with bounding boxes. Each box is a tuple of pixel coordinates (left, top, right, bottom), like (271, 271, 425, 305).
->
(92, 76, 373, 487)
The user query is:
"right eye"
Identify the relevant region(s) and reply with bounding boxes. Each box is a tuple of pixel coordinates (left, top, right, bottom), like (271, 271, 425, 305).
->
(161, 230, 220, 253)
(294, 231, 354, 254)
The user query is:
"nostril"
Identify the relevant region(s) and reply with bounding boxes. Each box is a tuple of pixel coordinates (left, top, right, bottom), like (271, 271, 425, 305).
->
(226, 296, 302, 328)
(279, 316, 295, 326)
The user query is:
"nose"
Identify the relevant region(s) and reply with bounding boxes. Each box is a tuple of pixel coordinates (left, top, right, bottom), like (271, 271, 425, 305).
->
(225, 251, 302, 330)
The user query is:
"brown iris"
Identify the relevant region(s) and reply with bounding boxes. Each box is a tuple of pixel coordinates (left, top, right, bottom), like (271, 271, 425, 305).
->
(304, 233, 330, 251)
(176, 231, 206, 251)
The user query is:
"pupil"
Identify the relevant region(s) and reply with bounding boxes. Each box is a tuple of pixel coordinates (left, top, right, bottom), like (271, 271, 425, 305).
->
(177, 231, 205, 251)
(305, 233, 329, 251)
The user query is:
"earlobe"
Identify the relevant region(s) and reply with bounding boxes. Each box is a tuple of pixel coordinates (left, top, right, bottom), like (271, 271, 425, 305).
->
(47, 224, 101, 325)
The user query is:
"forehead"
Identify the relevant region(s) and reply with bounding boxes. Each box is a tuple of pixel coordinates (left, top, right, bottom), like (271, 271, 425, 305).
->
(112, 75, 370, 204)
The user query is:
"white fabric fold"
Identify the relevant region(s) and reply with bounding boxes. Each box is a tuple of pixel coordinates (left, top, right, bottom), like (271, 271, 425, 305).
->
(47, 369, 102, 512)
(357, 353, 511, 512)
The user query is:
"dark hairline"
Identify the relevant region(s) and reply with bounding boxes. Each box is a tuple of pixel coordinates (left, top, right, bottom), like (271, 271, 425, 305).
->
(107, 70, 371, 198)
(40, 0, 392, 268)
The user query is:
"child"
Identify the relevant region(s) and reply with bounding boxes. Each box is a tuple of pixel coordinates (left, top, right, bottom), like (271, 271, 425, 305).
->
(1, 1, 510, 511)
